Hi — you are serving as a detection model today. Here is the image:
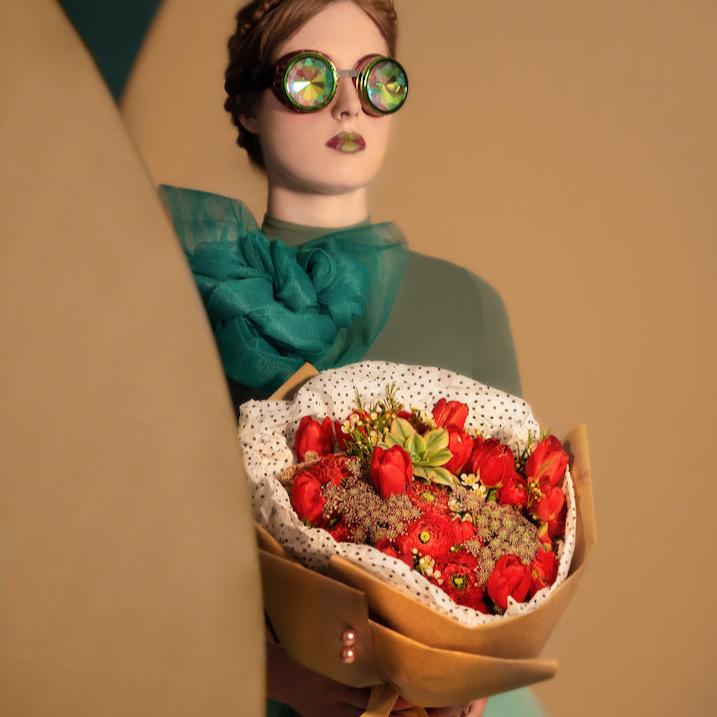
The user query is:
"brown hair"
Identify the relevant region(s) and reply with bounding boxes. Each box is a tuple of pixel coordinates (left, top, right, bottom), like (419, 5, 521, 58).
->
(224, 0, 399, 172)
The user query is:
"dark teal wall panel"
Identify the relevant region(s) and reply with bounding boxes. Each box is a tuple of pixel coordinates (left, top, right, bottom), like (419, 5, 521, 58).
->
(59, 0, 162, 100)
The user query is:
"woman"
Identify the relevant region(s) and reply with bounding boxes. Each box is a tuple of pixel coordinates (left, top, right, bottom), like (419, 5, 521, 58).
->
(161, 1, 544, 716)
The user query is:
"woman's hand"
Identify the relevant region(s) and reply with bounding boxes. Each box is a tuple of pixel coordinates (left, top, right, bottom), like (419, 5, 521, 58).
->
(267, 640, 370, 717)
(268, 640, 488, 717)
(391, 697, 488, 717)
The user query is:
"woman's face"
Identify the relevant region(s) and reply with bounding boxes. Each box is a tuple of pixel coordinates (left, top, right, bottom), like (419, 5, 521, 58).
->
(240, 0, 394, 195)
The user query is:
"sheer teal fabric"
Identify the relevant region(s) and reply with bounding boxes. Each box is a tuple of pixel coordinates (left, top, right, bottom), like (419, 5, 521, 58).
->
(159, 185, 409, 394)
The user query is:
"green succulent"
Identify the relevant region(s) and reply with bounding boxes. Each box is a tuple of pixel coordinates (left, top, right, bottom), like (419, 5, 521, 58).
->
(381, 417, 460, 490)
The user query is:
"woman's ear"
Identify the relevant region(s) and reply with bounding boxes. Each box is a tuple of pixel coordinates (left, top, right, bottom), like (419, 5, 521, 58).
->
(239, 110, 260, 135)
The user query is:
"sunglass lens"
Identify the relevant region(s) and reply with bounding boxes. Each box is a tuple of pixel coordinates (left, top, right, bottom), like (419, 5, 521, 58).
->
(284, 55, 335, 110)
(365, 59, 408, 113)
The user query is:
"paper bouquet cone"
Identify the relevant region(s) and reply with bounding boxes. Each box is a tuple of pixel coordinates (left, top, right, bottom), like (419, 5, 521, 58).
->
(250, 363, 596, 715)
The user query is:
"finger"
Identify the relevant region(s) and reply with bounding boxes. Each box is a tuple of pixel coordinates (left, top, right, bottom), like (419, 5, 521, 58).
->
(425, 705, 468, 717)
(393, 696, 417, 710)
(466, 699, 488, 717)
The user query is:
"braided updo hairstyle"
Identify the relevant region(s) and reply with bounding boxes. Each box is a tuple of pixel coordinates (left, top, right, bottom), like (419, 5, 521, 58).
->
(224, 0, 399, 172)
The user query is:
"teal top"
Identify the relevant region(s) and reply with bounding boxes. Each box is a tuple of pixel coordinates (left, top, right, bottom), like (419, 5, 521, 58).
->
(160, 188, 543, 717)
(261, 214, 523, 398)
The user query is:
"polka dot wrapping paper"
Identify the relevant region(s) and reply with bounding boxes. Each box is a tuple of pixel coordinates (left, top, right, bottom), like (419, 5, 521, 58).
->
(238, 361, 576, 627)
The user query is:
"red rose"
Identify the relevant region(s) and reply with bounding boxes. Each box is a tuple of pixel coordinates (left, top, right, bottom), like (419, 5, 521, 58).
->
(528, 483, 565, 524)
(444, 429, 474, 475)
(487, 554, 531, 611)
(374, 536, 399, 556)
(468, 438, 515, 488)
(294, 416, 334, 461)
(440, 551, 478, 593)
(458, 590, 490, 613)
(525, 436, 569, 489)
(290, 472, 326, 525)
(452, 518, 476, 544)
(498, 471, 528, 508)
(327, 520, 353, 543)
(408, 482, 450, 513)
(436, 553, 488, 611)
(432, 398, 469, 431)
(305, 454, 352, 487)
(370, 445, 413, 498)
(529, 549, 559, 596)
(397, 512, 456, 560)
(375, 537, 412, 567)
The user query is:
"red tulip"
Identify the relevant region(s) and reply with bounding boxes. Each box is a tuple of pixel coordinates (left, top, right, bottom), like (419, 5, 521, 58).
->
(370, 445, 413, 498)
(294, 415, 334, 461)
(468, 438, 515, 488)
(528, 483, 565, 524)
(432, 398, 469, 431)
(525, 435, 569, 489)
(290, 472, 325, 525)
(487, 555, 531, 611)
(529, 549, 559, 596)
(444, 429, 474, 475)
(498, 471, 528, 508)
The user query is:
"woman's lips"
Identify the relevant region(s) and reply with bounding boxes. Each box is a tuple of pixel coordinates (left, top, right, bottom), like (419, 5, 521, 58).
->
(326, 131, 366, 153)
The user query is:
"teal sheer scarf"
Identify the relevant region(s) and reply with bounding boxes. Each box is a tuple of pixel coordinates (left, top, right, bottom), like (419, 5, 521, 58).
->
(159, 185, 409, 393)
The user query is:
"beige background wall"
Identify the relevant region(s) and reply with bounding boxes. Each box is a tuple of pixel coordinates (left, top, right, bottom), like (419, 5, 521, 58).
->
(386, 3, 716, 715)
(122, 1, 717, 715)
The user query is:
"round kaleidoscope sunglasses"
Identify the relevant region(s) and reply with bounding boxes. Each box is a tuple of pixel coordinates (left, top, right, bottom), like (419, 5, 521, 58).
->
(260, 49, 409, 116)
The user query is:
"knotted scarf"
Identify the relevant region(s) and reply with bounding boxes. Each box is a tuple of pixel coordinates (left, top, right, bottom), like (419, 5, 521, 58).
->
(159, 185, 409, 393)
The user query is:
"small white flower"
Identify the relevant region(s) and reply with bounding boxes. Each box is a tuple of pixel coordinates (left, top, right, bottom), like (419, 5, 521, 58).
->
(417, 554, 437, 577)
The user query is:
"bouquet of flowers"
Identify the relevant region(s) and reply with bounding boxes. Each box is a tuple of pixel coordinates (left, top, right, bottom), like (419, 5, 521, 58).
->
(284, 385, 574, 618)
(239, 361, 595, 715)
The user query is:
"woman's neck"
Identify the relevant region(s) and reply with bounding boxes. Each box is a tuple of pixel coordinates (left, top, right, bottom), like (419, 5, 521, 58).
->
(266, 184, 370, 227)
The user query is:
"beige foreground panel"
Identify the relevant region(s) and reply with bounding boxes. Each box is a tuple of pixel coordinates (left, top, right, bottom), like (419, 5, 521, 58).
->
(0, 1, 263, 715)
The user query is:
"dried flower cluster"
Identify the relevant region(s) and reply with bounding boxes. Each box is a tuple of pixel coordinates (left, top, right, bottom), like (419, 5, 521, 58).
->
(322, 473, 421, 544)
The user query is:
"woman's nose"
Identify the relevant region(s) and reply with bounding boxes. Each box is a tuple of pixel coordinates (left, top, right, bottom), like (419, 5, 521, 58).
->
(330, 76, 362, 120)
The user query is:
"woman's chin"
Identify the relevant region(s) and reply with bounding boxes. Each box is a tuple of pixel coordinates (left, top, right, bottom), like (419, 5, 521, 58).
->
(292, 172, 376, 196)
(302, 161, 382, 195)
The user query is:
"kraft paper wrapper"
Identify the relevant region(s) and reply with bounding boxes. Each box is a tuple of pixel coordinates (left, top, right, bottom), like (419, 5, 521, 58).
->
(256, 363, 595, 712)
